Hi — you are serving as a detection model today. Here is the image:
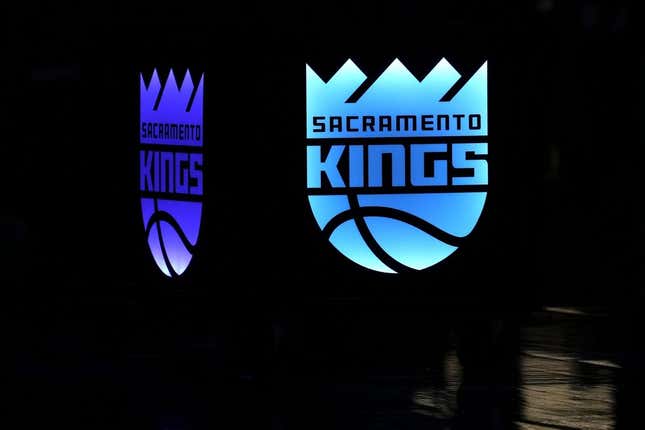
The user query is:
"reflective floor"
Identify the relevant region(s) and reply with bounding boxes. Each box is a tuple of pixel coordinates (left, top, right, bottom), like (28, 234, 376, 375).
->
(518, 308, 618, 430)
(271, 307, 627, 430)
(10, 304, 641, 429)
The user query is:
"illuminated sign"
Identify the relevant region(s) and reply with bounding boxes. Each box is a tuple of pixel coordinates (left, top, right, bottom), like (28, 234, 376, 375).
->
(139, 69, 204, 277)
(305, 58, 487, 273)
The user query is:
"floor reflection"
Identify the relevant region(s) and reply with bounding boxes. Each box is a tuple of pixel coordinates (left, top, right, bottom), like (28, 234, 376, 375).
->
(519, 352, 616, 429)
(411, 350, 461, 420)
(11, 303, 632, 429)
(274, 306, 624, 430)
(517, 309, 618, 430)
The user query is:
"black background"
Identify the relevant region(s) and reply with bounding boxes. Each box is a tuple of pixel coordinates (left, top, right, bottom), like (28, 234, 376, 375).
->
(2, 1, 643, 429)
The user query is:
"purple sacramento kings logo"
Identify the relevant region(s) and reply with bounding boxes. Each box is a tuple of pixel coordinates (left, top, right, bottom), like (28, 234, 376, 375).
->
(139, 69, 204, 277)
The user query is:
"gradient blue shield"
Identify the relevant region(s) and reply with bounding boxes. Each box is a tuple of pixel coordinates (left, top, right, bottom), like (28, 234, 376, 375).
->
(306, 58, 487, 274)
(140, 69, 204, 277)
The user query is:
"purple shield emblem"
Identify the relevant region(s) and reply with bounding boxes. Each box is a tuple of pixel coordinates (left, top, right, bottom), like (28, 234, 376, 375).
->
(139, 69, 204, 277)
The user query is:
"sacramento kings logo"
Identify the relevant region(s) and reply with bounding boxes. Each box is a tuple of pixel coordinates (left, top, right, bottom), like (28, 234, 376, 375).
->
(306, 58, 487, 273)
(139, 69, 204, 277)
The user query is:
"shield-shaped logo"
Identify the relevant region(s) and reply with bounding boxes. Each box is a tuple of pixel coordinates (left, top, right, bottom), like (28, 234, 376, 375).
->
(305, 58, 487, 273)
(139, 69, 204, 277)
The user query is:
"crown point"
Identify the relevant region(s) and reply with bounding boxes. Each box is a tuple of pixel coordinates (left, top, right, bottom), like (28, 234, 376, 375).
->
(384, 58, 414, 77)
(306, 63, 324, 83)
(141, 69, 161, 91)
(343, 58, 357, 68)
(181, 69, 193, 90)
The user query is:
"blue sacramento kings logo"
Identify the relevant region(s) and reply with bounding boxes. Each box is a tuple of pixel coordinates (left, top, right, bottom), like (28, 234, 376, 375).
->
(140, 69, 204, 277)
(306, 58, 487, 273)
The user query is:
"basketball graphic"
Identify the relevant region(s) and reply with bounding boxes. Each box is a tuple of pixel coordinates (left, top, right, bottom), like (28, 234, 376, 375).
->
(306, 58, 488, 273)
(139, 69, 204, 277)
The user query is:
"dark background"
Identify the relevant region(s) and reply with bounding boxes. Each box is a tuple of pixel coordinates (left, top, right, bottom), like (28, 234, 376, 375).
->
(2, 1, 642, 429)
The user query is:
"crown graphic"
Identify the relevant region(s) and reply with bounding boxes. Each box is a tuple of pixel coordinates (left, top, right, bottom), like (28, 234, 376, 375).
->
(140, 69, 204, 146)
(306, 58, 486, 139)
